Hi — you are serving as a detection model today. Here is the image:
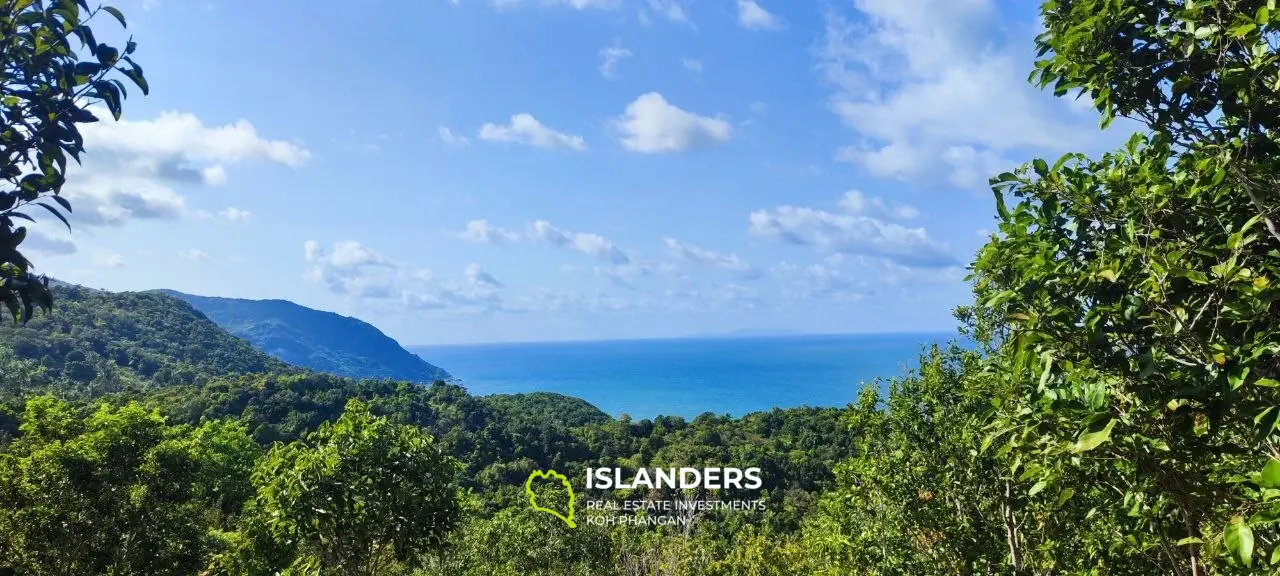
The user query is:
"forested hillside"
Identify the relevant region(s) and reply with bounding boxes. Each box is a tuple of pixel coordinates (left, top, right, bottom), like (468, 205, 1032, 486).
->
(163, 290, 452, 383)
(0, 285, 292, 399)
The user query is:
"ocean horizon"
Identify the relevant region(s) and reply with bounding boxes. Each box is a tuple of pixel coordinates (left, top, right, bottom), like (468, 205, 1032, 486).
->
(410, 331, 966, 419)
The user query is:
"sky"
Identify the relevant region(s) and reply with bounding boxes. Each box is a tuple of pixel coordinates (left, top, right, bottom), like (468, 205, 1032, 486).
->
(24, 0, 1138, 345)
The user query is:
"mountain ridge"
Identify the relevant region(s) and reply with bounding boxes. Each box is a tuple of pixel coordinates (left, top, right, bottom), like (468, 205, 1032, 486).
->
(161, 290, 451, 383)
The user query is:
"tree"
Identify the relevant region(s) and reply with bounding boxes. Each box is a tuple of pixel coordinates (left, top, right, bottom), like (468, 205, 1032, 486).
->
(0, 0, 148, 323)
(222, 398, 461, 576)
(972, 0, 1280, 572)
(803, 345, 1009, 575)
(0, 396, 258, 576)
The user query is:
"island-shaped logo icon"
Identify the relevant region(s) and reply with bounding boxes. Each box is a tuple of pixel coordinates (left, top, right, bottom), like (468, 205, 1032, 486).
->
(525, 469, 576, 528)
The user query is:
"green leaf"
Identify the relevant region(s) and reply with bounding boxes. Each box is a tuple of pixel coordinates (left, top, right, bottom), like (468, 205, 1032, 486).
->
(1229, 22, 1256, 38)
(96, 44, 120, 67)
(1257, 408, 1280, 441)
(1194, 24, 1220, 39)
(1255, 378, 1280, 388)
(1028, 480, 1047, 496)
(1073, 419, 1116, 453)
(102, 5, 127, 27)
(1225, 517, 1254, 568)
(121, 62, 148, 96)
(1177, 537, 1204, 546)
(32, 203, 71, 232)
(1260, 459, 1280, 489)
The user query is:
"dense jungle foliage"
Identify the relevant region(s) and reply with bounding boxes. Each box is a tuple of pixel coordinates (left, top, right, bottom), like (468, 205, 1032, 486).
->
(6, 0, 1280, 573)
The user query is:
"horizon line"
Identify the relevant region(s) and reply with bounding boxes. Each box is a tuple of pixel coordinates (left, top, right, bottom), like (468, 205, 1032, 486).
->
(410, 328, 963, 349)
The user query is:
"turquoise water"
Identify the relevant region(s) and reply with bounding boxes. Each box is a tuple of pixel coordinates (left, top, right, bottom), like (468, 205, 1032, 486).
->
(410, 332, 962, 419)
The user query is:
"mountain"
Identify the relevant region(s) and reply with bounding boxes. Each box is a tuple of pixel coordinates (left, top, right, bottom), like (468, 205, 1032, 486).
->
(0, 284, 290, 396)
(162, 291, 451, 384)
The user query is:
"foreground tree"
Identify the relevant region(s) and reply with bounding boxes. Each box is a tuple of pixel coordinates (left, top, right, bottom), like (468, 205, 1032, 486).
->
(212, 399, 461, 576)
(0, 396, 258, 575)
(973, 0, 1280, 573)
(0, 0, 147, 322)
(804, 345, 1009, 575)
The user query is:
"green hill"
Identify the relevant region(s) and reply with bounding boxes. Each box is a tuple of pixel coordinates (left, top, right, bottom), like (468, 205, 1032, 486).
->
(0, 285, 290, 397)
(480, 392, 612, 428)
(161, 291, 451, 384)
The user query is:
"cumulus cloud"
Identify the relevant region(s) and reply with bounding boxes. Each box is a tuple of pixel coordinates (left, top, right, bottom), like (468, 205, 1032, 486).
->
(598, 41, 633, 79)
(662, 237, 759, 277)
(56, 108, 308, 227)
(615, 92, 732, 153)
(465, 263, 504, 288)
(457, 219, 633, 264)
(458, 219, 522, 244)
(304, 240, 506, 314)
(737, 0, 781, 30)
(816, 0, 1115, 190)
(749, 192, 956, 268)
(218, 207, 251, 223)
(478, 114, 586, 151)
(837, 190, 919, 221)
(528, 220, 631, 264)
(438, 126, 471, 148)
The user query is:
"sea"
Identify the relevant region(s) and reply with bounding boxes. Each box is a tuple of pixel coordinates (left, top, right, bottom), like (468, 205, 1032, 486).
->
(410, 332, 964, 420)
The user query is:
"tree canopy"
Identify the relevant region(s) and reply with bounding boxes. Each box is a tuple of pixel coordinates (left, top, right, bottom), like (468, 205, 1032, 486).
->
(0, 0, 147, 323)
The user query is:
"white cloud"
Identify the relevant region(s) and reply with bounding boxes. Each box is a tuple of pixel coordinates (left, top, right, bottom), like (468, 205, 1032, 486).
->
(837, 190, 919, 221)
(487, 0, 618, 9)
(179, 249, 212, 261)
(528, 220, 631, 264)
(681, 58, 703, 73)
(329, 240, 393, 268)
(458, 219, 522, 244)
(478, 113, 586, 151)
(465, 263, 504, 288)
(646, 0, 689, 24)
(438, 126, 471, 148)
(59, 108, 308, 227)
(749, 192, 956, 268)
(202, 165, 227, 186)
(737, 0, 781, 30)
(304, 240, 504, 313)
(615, 92, 732, 153)
(599, 41, 633, 79)
(662, 237, 758, 276)
(95, 252, 125, 268)
(219, 207, 251, 223)
(816, 1, 1114, 190)
(456, 218, 633, 264)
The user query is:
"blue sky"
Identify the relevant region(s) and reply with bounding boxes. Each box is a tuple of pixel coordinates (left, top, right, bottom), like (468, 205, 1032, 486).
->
(27, 0, 1135, 345)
